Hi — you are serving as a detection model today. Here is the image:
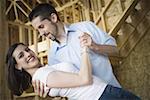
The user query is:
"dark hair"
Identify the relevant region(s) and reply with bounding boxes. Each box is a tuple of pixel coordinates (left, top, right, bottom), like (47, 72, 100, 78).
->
(29, 3, 60, 22)
(6, 43, 32, 96)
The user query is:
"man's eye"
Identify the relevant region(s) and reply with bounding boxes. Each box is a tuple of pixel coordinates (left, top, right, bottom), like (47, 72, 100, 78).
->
(38, 25, 44, 29)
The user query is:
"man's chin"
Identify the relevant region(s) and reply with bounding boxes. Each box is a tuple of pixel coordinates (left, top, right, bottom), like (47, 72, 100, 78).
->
(53, 38, 60, 44)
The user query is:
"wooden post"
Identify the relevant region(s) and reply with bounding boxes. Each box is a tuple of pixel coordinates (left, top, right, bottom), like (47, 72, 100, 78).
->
(84, 0, 90, 21)
(28, 29, 32, 46)
(33, 30, 38, 55)
(19, 26, 25, 43)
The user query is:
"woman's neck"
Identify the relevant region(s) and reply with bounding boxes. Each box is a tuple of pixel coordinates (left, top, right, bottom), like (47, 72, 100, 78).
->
(27, 64, 43, 77)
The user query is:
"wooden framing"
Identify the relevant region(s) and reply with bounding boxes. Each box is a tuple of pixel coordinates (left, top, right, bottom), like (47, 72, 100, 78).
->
(108, 0, 140, 36)
(6, 0, 32, 22)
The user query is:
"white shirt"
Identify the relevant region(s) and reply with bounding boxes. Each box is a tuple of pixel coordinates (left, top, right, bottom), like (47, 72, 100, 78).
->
(32, 62, 107, 100)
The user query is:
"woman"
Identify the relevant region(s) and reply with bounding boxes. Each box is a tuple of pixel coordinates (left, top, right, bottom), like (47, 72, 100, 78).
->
(6, 43, 140, 100)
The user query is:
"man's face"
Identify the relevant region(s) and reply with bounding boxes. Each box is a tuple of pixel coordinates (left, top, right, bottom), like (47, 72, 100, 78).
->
(31, 16, 58, 40)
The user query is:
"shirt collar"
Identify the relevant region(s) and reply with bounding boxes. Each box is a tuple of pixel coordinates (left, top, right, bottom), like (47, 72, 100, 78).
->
(54, 24, 75, 51)
(64, 24, 76, 34)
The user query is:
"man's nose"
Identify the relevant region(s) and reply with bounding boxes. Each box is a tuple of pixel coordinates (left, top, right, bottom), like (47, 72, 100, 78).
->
(39, 31, 48, 37)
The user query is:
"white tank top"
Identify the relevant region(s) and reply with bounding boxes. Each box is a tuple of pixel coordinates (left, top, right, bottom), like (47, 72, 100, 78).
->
(32, 62, 107, 100)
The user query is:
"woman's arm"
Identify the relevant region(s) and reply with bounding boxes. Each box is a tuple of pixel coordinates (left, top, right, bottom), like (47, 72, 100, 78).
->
(46, 47, 92, 88)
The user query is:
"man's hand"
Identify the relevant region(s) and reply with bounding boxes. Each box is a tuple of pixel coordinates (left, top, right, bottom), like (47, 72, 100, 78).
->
(79, 32, 94, 48)
(79, 32, 119, 56)
(32, 80, 48, 98)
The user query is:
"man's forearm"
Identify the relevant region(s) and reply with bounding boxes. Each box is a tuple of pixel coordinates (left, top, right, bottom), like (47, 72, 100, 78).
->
(89, 43, 119, 57)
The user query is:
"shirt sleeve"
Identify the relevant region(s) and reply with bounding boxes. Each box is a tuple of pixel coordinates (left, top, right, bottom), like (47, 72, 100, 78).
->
(76, 21, 117, 46)
(32, 65, 55, 85)
(32, 65, 56, 93)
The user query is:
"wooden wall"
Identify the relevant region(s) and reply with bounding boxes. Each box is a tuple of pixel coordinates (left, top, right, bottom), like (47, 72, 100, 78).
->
(0, 0, 11, 99)
(114, 0, 150, 99)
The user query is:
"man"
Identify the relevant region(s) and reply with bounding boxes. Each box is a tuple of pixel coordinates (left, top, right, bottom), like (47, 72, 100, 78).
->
(29, 3, 121, 97)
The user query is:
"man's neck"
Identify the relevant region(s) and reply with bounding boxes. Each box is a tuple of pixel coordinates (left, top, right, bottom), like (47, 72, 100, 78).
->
(56, 22, 67, 44)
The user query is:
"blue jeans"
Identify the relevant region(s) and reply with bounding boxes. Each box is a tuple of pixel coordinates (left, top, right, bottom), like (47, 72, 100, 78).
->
(99, 85, 141, 100)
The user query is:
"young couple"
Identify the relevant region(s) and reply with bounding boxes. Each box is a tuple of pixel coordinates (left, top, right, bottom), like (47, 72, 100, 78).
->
(6, 3, 140, 100)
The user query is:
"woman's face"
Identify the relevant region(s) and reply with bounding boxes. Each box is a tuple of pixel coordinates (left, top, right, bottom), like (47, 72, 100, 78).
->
(12, 45, 40, 70)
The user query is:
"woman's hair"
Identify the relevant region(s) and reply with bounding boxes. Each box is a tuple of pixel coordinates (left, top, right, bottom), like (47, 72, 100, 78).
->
(29, 3, 60, 22)
(6, 43, 32, 96)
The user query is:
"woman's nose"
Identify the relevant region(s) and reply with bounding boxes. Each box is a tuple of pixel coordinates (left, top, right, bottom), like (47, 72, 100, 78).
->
(25, 51, 31, 57)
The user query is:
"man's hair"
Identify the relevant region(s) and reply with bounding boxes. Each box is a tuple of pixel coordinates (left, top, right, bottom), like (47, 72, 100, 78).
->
(29, 3, 60, 22)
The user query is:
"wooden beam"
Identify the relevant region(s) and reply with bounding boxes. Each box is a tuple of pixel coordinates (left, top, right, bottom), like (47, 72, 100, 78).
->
(38, 51, 48, 57)
(108, 0, 140, 36)
(117, 0, 124, 13)
(97, 0, 102, 12)
(8, 21, 34, 29)
(53, 0, 61, 7)
(117, 23, 135, 49)
(28, 29, 32, 46)
(95, 0, 114, 24)
(101, 14, 107, 32)
(19, 26, 25, 43)
(16, 3, 28, 17)
(13, 0, 19, 21)
(5, 1, 13, 15)
(120, 16, 150, 57)
(71, 0, 76, 22)
(21, 0, 32, 11)
(84, 0, 90, 21)
(56, 0, 79, 12)
(36, 0, 42, 3)
(29, 40, 49, 53)
(33, 30, 38, 55)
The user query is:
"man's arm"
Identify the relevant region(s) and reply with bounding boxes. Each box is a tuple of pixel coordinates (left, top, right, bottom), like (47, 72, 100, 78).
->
(79, 32, 119, 57)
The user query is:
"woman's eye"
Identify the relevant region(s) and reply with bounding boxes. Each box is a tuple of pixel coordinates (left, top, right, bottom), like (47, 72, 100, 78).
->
(25, 48, 30, 52)
(19, 54, 24, 58)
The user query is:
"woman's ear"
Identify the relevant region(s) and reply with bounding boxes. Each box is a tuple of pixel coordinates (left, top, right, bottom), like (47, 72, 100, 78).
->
(15, 64, 22, 70)
(50, 13, 58, 23)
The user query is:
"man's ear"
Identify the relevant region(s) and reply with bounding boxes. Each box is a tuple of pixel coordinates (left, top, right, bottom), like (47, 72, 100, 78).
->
(50, 13, 58, 23)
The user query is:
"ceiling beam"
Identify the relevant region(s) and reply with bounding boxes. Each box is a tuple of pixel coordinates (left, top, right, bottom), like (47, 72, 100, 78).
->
(5, 1, 13, 15)
(16, 3, 28, 17)
(21, 0, 32, 11)
(56, 0, 79, 12)
(53, 0, 61, 7)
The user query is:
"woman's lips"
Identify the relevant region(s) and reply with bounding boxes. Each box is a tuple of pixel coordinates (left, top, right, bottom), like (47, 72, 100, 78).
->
(27, 56, 35, 63)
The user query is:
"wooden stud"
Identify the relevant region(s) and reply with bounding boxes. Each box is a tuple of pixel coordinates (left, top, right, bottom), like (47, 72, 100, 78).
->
(33, 30, 38, 55)
(95, 0, 114, 24)
(108, 0, 140, 36)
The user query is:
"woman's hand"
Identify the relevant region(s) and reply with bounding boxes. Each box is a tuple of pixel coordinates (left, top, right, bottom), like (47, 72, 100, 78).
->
(32, 80, 48, 98)
(79, 32, 93, 48)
